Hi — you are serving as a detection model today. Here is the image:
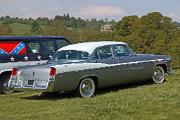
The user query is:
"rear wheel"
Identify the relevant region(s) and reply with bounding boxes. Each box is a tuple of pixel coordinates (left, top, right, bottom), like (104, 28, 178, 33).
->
(152, 66, 165, 84)
(76, 78, 96, 98)
(0, 75, 14, 94)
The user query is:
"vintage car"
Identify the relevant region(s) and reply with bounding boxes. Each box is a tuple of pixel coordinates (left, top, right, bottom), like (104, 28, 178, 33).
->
(8, 41, 172, 97)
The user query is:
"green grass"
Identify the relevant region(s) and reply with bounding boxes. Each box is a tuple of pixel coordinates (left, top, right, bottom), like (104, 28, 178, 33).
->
(0, 69, 180, 120)
(10, 23, 31, 35)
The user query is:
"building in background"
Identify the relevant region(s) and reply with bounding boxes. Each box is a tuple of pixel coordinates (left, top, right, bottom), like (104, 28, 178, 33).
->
(100, 23, 112, 32)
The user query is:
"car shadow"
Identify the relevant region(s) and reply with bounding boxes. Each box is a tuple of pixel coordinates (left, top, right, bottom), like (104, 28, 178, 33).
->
(21, 92, 76, 100)
(0, 90, 23, 95)
(20, 80, 159, 100)
(13, 90, 24, 93)
(95, 80, 154, 96)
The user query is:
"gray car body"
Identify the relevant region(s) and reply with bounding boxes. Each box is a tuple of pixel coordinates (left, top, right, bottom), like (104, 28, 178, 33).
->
(8, 41, 172, 92)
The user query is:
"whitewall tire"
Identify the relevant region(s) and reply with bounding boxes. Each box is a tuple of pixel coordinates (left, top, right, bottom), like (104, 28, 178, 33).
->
(152, 66, 165, 84)
(77, 78, 95, 98)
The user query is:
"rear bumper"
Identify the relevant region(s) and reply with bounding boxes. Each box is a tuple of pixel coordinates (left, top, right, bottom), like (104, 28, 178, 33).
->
(8, 79, 55, 92)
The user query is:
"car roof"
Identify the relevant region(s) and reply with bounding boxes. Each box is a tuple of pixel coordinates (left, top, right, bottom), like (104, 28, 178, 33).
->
(59, 41, 127, 54)
(0, 36, 67, 41)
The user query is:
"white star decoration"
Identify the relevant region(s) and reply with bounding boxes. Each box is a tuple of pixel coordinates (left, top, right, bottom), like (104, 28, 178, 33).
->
(37, 55, 41, 60)
(10, 57, 15, 62)
(7, 54, 55, 62)
(24, 56, 28, 61)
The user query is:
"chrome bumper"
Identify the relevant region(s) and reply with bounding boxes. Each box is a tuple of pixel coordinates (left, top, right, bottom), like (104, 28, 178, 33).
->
(8, 79, 55, 92)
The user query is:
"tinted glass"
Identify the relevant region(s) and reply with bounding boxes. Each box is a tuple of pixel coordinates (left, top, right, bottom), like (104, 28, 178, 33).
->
(27, 41, 55, 54)
(95, 46, 113, 59)
(28, 42, 40, 53)
(46, 41, 55, 52)
(56, 39, 70, 49)
(114, 45, 130, 56)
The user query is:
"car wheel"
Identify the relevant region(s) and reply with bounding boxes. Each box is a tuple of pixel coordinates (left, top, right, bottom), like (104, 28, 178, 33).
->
(0, 75, 14, 94)
(152, 66, 165, 84)
(77, 78, 96, 98)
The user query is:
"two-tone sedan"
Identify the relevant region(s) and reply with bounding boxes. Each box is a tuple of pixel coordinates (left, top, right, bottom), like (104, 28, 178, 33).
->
(8, 41, 172, 98)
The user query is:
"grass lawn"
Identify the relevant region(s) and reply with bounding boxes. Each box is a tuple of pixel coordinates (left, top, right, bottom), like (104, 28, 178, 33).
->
(0, 69, 179, 120)
(10, 23, 31, 35)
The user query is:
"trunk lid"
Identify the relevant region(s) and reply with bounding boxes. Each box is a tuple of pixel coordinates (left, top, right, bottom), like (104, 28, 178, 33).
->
(17, 63, 53, 81)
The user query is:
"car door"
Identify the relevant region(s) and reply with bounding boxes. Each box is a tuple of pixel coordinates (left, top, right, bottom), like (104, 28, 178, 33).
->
(93, 45, 119, 87)
(113, 44, 144, 84)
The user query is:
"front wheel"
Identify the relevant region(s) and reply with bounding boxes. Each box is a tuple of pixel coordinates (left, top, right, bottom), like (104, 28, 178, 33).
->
(152, 66, 165, 84)
(76, 78, 96, 98)
(0, 75, 14, 94)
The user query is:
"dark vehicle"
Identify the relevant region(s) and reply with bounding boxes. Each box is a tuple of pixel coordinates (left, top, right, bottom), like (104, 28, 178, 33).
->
(0, 36, 70, 94)
(8, 41, 172, 98)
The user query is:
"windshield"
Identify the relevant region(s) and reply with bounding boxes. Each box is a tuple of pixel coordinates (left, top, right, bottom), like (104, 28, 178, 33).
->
(50, 50, 89, 62)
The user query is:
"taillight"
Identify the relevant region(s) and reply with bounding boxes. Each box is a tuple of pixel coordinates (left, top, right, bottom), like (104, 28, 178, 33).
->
(11, 68, 17, 78)
(49, 67, 56, 79)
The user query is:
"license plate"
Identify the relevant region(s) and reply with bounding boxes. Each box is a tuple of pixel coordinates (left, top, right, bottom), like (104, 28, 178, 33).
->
(28, 80, 34, 86)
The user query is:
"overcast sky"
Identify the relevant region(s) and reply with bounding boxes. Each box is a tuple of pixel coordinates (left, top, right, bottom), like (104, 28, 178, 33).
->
(0, 0, 179, 22)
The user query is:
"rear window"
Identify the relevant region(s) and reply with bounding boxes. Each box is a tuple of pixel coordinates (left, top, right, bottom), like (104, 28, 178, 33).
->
(51, 50, 89, 61)
(0, 41, 26, 55)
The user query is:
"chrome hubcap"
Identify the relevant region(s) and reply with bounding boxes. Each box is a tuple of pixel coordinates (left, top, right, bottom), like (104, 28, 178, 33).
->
(153, 68, 164, 82)
(81, 81, 92, 96)
(79, 78, 95, 97)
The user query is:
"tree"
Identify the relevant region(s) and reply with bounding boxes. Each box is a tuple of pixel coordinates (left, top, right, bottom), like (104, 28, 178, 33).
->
(31, 20, 40, 33)
(116, 15, 139, 37)
(0, 22, 12, 35)
(115, 12, 179, 67)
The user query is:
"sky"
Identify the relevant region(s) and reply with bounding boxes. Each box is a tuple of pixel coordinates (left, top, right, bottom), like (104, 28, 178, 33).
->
(0, 0, 179, 22)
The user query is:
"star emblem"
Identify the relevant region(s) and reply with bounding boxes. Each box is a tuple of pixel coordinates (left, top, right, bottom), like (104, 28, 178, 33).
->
(24, 56, 29, 61)
(10, 57, 15, 62)
(37, 55, 41, 61)
(49, 54, 52, 59)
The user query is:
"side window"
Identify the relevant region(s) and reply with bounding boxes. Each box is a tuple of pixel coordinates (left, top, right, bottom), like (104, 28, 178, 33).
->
(114, 45, 130, 56)
(46, 41, 55, 52)
(27, 41, 51, 54)
(28, 42, 40, 54)
(0, 41, 26, 55)
(95, 46, 113, 59)
(56, 39, 70, 49)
